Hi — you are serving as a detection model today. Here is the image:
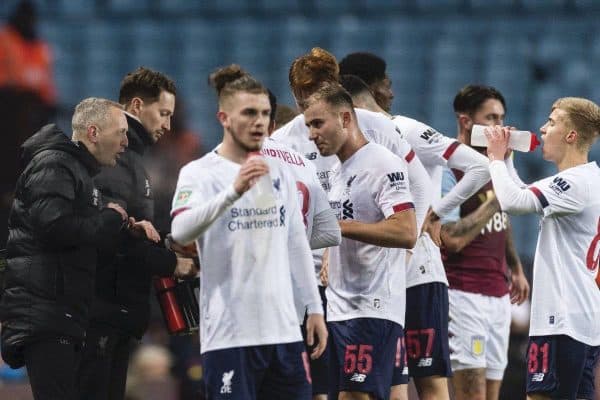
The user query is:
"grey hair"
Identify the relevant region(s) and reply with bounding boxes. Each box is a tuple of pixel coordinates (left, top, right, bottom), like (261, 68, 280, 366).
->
(71, 97, 123, 137)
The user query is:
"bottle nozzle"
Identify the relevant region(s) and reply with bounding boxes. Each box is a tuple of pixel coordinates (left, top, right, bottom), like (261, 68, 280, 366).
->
(530, 133, 541, 151)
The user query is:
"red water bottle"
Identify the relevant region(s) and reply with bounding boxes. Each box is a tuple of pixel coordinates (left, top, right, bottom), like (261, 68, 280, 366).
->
(154, 277, 187, 334)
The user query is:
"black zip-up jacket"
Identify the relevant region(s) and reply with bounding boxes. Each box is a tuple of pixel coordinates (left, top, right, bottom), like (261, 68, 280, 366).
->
(91, 114, 176, 339)
(0, 124, 123, 368)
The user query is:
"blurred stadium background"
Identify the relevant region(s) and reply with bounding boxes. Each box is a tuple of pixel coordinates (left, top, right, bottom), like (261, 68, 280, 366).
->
(1, 0, 599, 398)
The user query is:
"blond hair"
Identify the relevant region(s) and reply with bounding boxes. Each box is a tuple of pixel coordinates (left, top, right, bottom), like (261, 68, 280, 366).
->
(552, 97, 600, 150)
(71, 97, 123, 138)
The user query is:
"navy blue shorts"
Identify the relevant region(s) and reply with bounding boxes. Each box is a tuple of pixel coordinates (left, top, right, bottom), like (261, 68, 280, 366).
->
(391, 329, 409, 386)
(301, 285, 329, 395)
(526, 335, 600, 400)
(405, 282, 452, 378)
(201, 342, 311, 400)
(328, 318, 402, 400)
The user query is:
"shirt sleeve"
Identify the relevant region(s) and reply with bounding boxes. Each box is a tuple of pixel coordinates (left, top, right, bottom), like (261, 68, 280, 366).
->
(489, 160, 541, 215)
(527, 170, 586, 217)
(405, 149, 431, 233)
(440, 167, 461, 224)
(170, 165, 241, 245)
(375, 156, 414, 218)
(308, 177, 341, 249)
(284, 168, 323, 320)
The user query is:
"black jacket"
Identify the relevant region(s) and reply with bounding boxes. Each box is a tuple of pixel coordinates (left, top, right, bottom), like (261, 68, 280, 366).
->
(0, 124, 123, 367)
(91, 114, 176, 339)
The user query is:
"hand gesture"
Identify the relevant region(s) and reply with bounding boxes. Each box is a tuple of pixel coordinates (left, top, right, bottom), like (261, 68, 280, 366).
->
(107, 202, 128, 221)
(484, 125, 511, 161)
(233, 156, 269, 195)
(128, 217, 160, 243)
(174, 257, 198, 279)
(305, 313, 328, 360)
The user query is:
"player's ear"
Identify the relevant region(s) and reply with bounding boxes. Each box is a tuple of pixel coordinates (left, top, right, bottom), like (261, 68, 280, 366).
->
(457, 113, 472, 132)
(217, 111, 228, 127)
(565, 129, 578, 144)
(341, 110, 352, 128)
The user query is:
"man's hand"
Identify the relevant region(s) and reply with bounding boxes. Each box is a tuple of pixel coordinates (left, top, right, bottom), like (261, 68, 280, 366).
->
(305, 313, 328, 360)
(233, 156, 269, 195)
(107, 202, 128, 221)
(484, 125, 511, 161)
(510, 269, 530, 305)
(165, 234, 198, 258)
(319, 248, 329, 287)
(174, 257, 198, 279)
(422, 208, 441, 247)
(127, 217, 160, 243)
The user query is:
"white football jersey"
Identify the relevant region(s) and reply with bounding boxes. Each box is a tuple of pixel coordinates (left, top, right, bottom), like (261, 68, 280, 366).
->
(261, 138, 335, 274)
(171, 151, 318, 353)
(326, 143, 414, 326)
(527, 162, 600, 345)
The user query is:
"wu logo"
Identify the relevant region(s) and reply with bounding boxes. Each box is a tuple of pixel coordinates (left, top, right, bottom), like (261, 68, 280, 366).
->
(220, 370, 234, 394)
(387, 172, 404, 182)
(342, 199, 354, 220)
(419, 128, 437, 141)
(552, 176, 570, 191)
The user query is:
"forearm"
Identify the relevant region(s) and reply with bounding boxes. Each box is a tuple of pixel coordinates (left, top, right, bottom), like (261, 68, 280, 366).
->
(505, 223, 523, 273)
(340, 212, 417, 248)
(489, 161, 539, 215)
(310, 208, 342, 249)
(505, 156, 528, 188)
(441, 198, 499, 252)
(171, 185, 241, 245)
(407, 156, 432, 232)
(290, 225, 323, 318)
(42, 208, 123, 248)
(432, 145, 490, 216)
(129, 241, 177, 277)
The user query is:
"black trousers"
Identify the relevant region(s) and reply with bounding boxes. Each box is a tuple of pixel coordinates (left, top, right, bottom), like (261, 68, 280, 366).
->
(77, 324, 136, 400)
(24, 336, 82, 400)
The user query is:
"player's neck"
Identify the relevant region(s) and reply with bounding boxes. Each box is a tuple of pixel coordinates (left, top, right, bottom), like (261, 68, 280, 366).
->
(337, 130, 368, 163)
(556, 149, 588, 172)
(218, 139, 252, 164)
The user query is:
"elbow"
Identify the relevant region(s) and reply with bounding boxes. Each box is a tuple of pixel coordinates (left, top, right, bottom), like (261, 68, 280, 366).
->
(396, 230, 417, 249)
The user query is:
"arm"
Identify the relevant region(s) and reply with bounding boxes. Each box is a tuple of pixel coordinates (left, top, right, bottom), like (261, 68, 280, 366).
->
(310, 207, 341, 249)
(171, 157, 269, 245)
(406, 151, 432, 232)
(432, 143, 490, 217)
(441, 191, 499, 253)
(339, 209, 417, 248)
(171, 185, 240, 245)
(504, 221, 530, 305)
(489, 161, 540, 214)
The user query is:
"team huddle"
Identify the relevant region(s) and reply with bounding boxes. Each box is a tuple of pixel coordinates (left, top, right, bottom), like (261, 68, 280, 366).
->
(168, 48, 600, 400)
(2, 46, 599, 400)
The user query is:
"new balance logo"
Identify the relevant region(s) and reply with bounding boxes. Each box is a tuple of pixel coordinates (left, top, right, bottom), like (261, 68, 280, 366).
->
(532, 373, 545, 382)
(342, 199, 354, 220)
(417, 358, 433, 367)
(220, 370, 234, 394)
(387, 172, 405, 182)
(306, 152, 317, 160)
(350, 373, 366, 382)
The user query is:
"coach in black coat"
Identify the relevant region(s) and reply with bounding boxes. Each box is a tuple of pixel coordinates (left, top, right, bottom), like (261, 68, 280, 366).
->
(77, 68, 196, 400)
(0, 98, 129, 400)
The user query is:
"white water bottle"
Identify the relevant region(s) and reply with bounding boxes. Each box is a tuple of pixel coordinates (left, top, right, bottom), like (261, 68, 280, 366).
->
(252, 173, 275, 209)
(471, 124, 540, 152)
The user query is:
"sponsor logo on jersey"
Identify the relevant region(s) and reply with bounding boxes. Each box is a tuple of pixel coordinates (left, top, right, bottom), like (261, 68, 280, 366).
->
(342, 199, 354, 220)
(531, 372, 545, 382)
(417, 357, 433, 367)
(373, 298, 381, 309)
(471, 336, 485, 356)
(386, 171, 408, 190)
(306, 152, 318, 160)
(350, 373, 366, 382)
(419, 128, 442, 144)
(272, 177, 281, 192)
(220, 370, 234, 394)
(549, 316, 555, 325)
(549, 176, 571, 195)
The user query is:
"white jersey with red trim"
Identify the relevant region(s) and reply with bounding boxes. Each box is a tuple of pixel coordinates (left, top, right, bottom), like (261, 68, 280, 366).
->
(392, 115, 454, 288)
(527, 162, 600, 345)
(261, 138, 335, 274)
(170, 151, 319, 353)
(326, 143, 414, 325)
